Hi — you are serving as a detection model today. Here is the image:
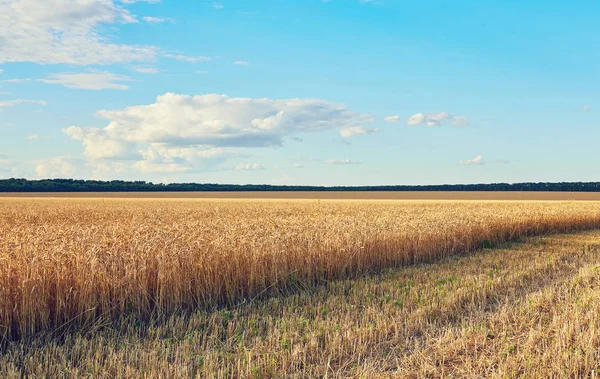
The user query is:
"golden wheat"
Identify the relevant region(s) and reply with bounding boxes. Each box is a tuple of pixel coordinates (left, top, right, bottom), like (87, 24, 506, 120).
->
(2, 198, 600, 340)
(2, 228, 600, 377)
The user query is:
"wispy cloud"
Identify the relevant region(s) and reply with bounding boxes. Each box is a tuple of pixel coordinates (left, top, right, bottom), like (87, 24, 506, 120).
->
(0, 99, 47, 108)
(122, 0, 162, 3)
(27, 135, 51, 141)
(142, 16, 169, 23)
(165, 54, 212, 63)
(132, 66, 161, 74)
(40, 71, 132, 90)
(213, 3, 224, 9)
(325, 159, 361, 165)
(384, 115, 400, 123)
(234, 60, 250, 66)
(0, 78, 33, 83)
(580, 105, 590, 111)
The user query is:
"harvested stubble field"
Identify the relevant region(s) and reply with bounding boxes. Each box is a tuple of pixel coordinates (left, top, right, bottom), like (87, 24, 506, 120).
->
(2, 198, 600, 377)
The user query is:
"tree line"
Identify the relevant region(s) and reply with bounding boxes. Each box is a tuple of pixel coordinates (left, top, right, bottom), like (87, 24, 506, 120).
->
(1, 178, 600, 192)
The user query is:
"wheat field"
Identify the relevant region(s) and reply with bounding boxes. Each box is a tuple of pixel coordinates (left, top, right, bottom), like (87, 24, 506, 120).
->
(2, 198, 600, 344)
(2, 222, 600, 377)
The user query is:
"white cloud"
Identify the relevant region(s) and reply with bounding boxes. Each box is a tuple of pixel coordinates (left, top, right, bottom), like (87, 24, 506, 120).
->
(132, 66, 160, 74)
(325, 159, 361, 165)
(65, 92, 371, 150)
(165, 54, 211, 63)
(406, 113, 425, 125)
(63, 126, 137, 160)
(293, 163, 304, 169)
(0, 0, 158, 66)
(63, 93, 372, 175)
(35, 156, 79, 178)
(235, 163, 264, 170)
(234, 61, 250, 66)
(451, 116, 469, 127)
(131, 161, 190, 174)
(0, 154, 14, 178)
(0, 92, 10, 95)
(580, 105, 590, 111)
(213, 3, 223, 9)
(0, 99, 47, 108)
(407, 112, 469, 127)
(142, 16, 167, 23)
(459, 155, 484, 166)
(121, 0, 161, 3)
(27, 135, 51, 140)
(0, 78, 33, 83)
(339, 126, 379, 137)
(40, 71, 132, 90)
(384, 115, 400, 123)
(0, 68, 3, 74)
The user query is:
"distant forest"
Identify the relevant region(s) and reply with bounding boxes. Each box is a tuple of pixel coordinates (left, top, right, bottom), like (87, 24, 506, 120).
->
(1, 178, 600, 192)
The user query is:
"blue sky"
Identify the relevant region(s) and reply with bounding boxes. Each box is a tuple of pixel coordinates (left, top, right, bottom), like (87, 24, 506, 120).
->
(0, 0, 598, 185)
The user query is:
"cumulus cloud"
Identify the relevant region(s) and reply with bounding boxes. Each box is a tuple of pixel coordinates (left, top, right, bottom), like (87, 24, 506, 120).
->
(65, 92, 371, 150)
(63, 126, 138, 160)
(40, 71, 132, 90)
(384, 115, 400, 123)
(35, 156, 79, 178)
(0, 99, 47, 109)
(63, 93, 372, 174)
(325, 159, 361, 165)
(339, 126, 379, 137)
(0, 0, 158, 65)
(407, 112, 469, 127)
(235, 163, 264, 170)
(459, 155, 484, 165)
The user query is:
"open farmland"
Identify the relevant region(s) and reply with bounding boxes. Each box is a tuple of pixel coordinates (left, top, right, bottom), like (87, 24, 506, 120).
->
(1, 214, 600, 377)
(2, 198, 600, 343)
